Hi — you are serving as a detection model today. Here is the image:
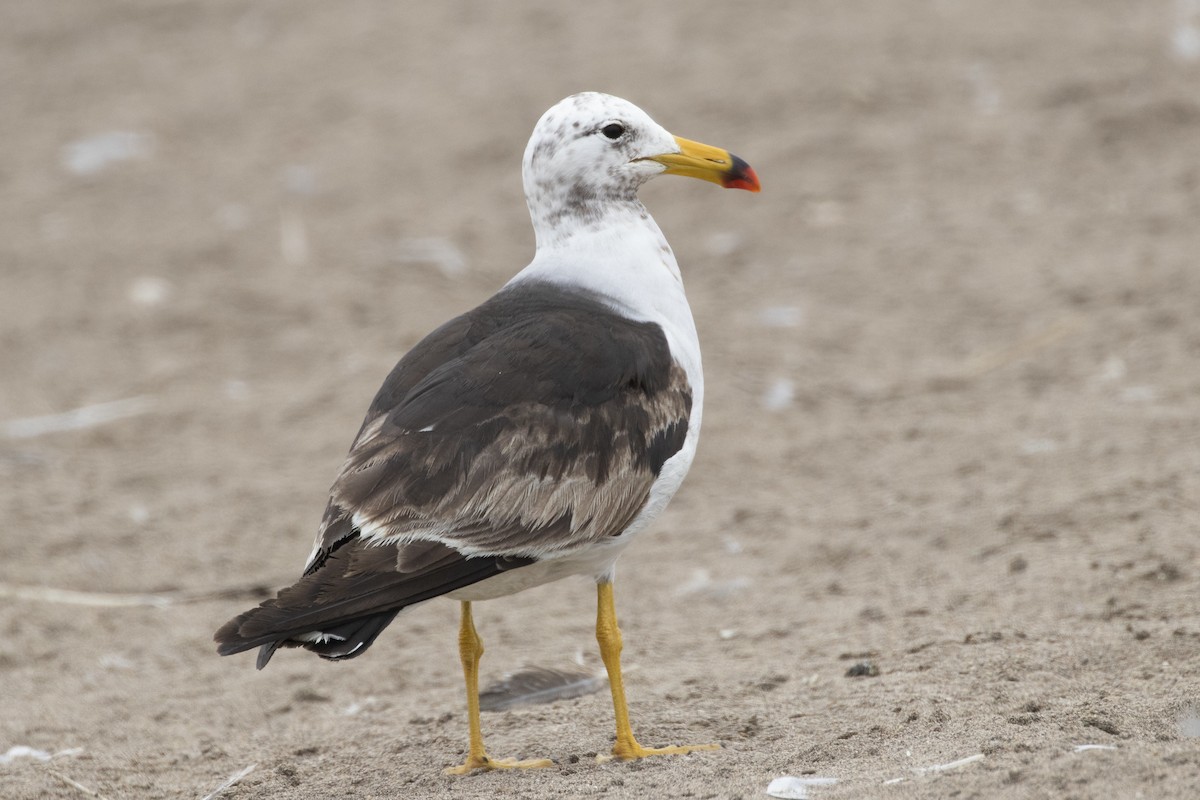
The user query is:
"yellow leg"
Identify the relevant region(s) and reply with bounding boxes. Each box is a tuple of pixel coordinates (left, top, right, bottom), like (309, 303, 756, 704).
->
(595, 581, 720, 762)
(445, 601, 553, 774)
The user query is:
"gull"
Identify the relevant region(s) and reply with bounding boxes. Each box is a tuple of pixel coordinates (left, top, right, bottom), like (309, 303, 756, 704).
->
(215, 91, 759, 773)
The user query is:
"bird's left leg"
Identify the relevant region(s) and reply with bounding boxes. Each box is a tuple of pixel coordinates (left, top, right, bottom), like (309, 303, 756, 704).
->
(445, 601, 554, 774)
(594, 580, 720, 762)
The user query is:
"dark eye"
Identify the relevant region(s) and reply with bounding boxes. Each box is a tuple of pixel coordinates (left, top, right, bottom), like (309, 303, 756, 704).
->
(601, 123, 626, 140)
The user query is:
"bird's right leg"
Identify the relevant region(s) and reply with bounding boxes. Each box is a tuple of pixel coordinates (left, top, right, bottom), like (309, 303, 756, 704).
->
(594, 580, 720, 762)
(445, 601, 553, 774)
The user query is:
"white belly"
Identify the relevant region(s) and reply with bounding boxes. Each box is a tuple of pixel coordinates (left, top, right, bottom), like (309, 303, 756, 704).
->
(446, 535, 633, 600)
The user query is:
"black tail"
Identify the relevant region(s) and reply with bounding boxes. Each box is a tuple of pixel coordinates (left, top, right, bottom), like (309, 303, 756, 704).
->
(250, 608, 401, 669)
(214, 537, 532, 668)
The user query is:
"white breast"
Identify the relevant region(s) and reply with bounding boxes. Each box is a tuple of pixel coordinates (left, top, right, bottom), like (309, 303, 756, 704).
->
(450, 204, 705, 594)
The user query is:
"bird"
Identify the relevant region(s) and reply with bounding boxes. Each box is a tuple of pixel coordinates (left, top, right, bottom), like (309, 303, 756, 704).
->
(214, 91, 760, 774)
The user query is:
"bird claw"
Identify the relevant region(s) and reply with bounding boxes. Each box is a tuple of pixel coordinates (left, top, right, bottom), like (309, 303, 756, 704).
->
(445, 754, 554, 774)
(596, 741, 721, 763)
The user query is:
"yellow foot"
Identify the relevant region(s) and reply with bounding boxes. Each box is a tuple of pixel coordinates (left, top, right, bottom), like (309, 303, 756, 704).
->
(597, 740, 721, 764)
(445, 754, 554, 775)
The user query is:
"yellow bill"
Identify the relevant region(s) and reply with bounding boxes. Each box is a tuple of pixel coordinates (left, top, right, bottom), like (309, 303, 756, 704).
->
(644, 136, 761, 192)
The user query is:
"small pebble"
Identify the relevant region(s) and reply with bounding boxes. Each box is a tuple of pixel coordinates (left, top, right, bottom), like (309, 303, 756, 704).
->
(845, 660, 880, 678)
(766, 775, 838, 799)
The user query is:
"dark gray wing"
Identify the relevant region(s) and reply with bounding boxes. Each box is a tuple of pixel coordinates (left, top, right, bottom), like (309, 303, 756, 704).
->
(214, 281, 691, 664)
(318, 280, 692, 561)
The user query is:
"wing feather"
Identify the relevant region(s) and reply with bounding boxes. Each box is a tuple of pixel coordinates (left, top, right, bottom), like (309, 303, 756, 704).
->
(327, 284, 692, 557)
(214, 282, 692, 662)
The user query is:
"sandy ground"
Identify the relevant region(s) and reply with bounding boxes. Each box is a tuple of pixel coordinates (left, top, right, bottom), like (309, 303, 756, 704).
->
(4, 1, 1200, 798)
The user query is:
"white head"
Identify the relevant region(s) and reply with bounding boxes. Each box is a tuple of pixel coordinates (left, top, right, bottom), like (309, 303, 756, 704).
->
(521, 92, 759, 248)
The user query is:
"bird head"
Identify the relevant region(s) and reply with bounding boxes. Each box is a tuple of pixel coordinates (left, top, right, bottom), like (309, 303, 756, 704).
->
(522, 93, 759, 233)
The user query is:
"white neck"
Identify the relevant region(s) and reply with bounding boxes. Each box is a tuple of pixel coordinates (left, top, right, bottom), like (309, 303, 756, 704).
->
(508, 198, 704, 437)
(511, 204, 690, 342)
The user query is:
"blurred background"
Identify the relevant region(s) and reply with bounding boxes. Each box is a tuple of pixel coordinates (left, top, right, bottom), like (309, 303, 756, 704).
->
(3, 2, 1199, 798)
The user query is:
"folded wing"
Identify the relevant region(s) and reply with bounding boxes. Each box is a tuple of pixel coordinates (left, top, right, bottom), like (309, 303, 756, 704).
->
(214, 282, 692, 666)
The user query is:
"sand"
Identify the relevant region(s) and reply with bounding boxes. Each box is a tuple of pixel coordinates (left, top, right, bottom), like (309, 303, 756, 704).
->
(3, 1, 1199, 798)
